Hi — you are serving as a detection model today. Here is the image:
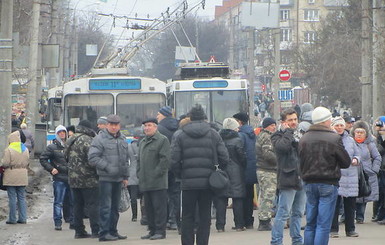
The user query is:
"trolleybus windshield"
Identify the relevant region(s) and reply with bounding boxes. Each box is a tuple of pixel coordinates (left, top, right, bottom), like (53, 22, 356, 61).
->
(174, 90, 247, 126)
(116, 93, 166, 137)
(64, 94, 114, 129)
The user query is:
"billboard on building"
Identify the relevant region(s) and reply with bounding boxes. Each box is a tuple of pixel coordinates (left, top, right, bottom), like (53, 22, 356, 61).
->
(240, 2, 279, 29)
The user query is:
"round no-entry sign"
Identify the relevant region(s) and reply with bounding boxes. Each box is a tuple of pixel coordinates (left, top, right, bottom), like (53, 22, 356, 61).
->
(278, 70, 291, 81)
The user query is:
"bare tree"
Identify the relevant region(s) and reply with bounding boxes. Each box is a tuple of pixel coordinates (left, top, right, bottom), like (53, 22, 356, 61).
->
(131, 16, 230, 81)
(293, 1, 362, 114)
(75, 13, 113, 75)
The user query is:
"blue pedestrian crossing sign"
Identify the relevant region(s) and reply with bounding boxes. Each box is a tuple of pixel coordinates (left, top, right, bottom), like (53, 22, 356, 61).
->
(278, 90, 293, 101)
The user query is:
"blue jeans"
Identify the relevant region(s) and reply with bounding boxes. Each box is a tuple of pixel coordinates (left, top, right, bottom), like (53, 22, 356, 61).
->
(53, 181, 73, 226)
(99, 181, 122, 237)
(355, 202, 367, 222)
(304, 183, 338, 245)
(7, 186, 27, 223)
(271, 188, 306, 245)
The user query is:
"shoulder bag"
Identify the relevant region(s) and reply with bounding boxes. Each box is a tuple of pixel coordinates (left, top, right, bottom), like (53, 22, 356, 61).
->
(358, 165, 371, 197)
(208, 131, 229, 192)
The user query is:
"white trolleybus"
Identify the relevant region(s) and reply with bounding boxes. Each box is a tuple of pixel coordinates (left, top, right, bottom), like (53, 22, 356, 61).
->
(167, 62, 249, 127)
(46, 68, 166, 142)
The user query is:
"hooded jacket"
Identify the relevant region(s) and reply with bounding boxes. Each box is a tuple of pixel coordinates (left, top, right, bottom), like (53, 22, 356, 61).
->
(158, 117, 179, 142)
(352, 121, 382, 202)
(219, 129, 246, 198)
(299, 124, 351, 186)
(256, 129, 277, 172)
(1, 131, 30, 186)
(171, 121, 229, 190)
(65, 125, 98, 188)
(338, 130, 360, 197)
(40, 125, 69, 182)
(238, 125, 258, 184)
(21, 128, 34, 152)
(88, 128, 130, 182)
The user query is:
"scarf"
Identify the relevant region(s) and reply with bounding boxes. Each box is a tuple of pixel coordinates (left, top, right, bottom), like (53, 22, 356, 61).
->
(354, 137, 365, 144)
(9, 142, 27, 153)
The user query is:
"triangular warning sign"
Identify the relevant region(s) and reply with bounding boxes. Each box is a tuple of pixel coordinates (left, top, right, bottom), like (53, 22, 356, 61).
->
(208, 55, 216, 63)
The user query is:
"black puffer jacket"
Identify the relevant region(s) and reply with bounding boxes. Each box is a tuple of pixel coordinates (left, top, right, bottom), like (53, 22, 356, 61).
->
(40, 139, 69, 182)
(219, 129, 246, 198)
(158, 117, 179, 142)
(171, 121, 229, 190)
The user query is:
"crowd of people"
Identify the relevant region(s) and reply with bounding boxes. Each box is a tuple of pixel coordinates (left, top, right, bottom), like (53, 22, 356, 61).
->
(1, 103, 385, 245)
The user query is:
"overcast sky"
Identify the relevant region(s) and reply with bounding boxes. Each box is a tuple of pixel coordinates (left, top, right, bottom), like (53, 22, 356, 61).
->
(72, 0, 223, 20)
(71, 0, 223, 45)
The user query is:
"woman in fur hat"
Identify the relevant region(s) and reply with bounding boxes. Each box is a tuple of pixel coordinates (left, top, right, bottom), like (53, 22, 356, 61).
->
(351, 121, 382, 223)
(330, 117, 360, 238)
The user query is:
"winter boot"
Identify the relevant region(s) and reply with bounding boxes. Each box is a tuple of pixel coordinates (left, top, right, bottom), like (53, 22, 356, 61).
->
(131, 202, 138, 222)
(257, 219, 272, 231)
(140, 197, 148, 225)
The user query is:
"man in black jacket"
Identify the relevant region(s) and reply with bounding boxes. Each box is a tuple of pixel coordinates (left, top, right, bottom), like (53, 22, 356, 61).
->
(270, 108, 305, 245)
(171, 104, 229, 245)
(299, 106, 351, 245)
(40, 125, 73, 231)
(156, 106, 180, 231)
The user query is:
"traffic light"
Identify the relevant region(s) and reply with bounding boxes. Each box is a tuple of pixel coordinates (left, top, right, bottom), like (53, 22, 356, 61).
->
(262, 84, 266, 91)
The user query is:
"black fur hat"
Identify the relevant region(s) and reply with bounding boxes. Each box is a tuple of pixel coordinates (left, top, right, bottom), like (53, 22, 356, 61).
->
(78, 120, 92, 129)
(189, 104, 206, 121)
(351, 120, 370, 137)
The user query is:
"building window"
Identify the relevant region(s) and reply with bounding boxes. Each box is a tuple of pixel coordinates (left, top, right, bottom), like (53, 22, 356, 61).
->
(304, 31, 317, 43)
(281, 28, 292, 42)
(308, 0, 315, 4)
(304, 9, 319, 21)
(280, 10, 290, 21)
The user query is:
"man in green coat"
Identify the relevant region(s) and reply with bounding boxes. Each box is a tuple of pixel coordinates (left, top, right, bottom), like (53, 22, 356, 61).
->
(138, 118, 170, 240)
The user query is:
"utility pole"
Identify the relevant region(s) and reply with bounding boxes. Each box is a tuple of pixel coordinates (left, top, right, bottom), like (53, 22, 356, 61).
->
(71, 14, 78, 78)
(361, 0, 372, 122)
(229, 10, 234, 71)
(63, 5, 71, 82)
(25, 0, 41, 139)
(247, 28, 256, 126)
(0, 0, 14, 158)
(272, 28, 281, 120)
(372, 0, 385, 119)
(58, 1, 66, 85)
(47, 0, 60, 88)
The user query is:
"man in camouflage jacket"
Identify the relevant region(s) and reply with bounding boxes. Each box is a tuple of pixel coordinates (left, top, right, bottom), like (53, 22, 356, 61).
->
(65, 120, 99, 239)
(255, 117, 278, 231)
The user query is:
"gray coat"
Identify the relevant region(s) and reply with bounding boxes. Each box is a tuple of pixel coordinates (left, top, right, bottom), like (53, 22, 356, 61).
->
(88, 129, 129, 182)
(356, 135, 381, 202)
(128, 141, 139, 186)
(338, 131, 360, 197)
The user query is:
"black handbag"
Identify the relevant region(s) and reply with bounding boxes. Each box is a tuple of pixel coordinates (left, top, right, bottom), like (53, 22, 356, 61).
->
(358, 165, 371, 197)
(0, 167, 7, 191)
(209, 165, 229, 192)
(208, 131, 229, 192)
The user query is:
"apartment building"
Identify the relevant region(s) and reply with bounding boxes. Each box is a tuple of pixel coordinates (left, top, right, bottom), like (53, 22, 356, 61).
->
(215, 0, 348, 78)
